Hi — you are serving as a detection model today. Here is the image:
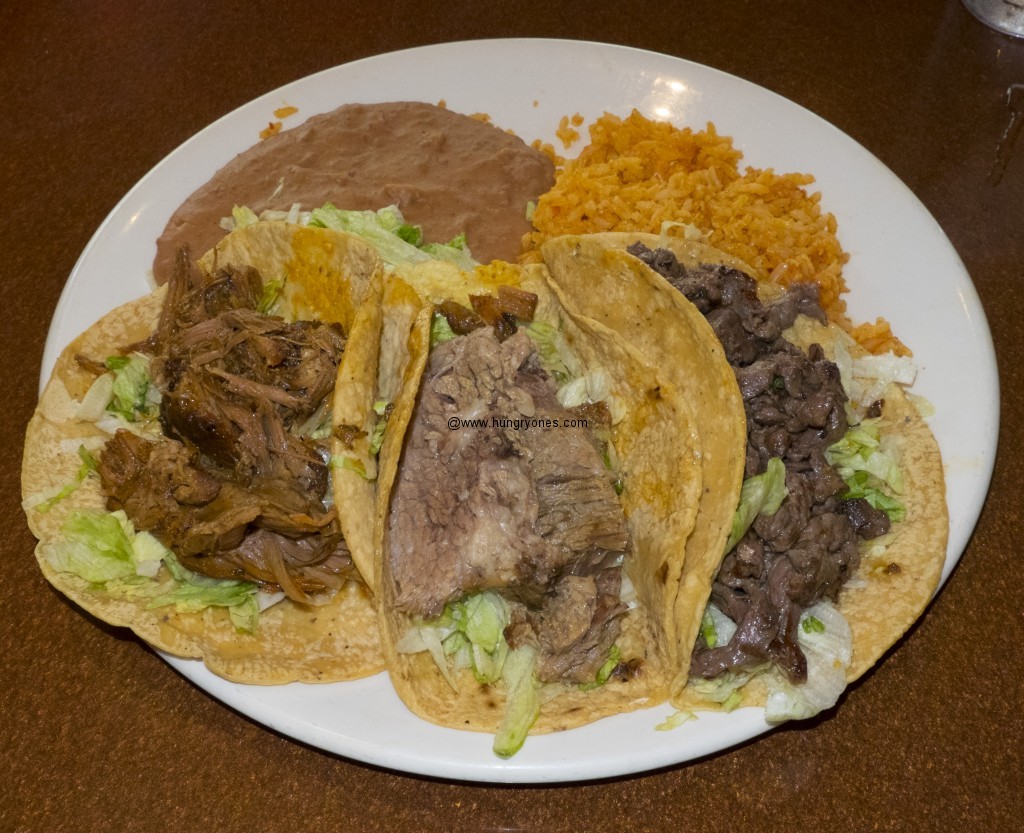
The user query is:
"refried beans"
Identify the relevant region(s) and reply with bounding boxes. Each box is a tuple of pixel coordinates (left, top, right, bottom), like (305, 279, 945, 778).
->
(153, 102, 555, 284)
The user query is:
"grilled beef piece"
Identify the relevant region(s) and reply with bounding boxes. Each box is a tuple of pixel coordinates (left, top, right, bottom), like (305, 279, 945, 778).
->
(388, 326, 629, 684)
(528, 567, 626, 683)
(96, 249, 352, 601)
(628, 243, 890, 684)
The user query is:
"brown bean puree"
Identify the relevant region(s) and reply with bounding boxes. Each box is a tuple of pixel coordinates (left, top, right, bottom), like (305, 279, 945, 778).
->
(153, 102, 555, 283)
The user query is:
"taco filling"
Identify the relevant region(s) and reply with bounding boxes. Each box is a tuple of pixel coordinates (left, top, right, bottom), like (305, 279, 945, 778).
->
(92, 248, 355, 604)
(626, 243, 896, 694)
(389, 293, 633, 686)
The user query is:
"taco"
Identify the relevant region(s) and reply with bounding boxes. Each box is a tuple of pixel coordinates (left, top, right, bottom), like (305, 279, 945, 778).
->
(540, 232, 948, 720)
(373, 259, 704, 756)
(21, 221, 389, 684)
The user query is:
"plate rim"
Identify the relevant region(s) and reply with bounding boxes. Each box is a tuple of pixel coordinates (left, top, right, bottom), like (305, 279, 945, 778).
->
(38, 37, 999, 784)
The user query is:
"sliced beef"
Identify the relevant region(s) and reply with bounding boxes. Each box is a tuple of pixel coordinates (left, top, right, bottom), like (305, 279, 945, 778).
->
(96, 250, 352, 601)
(527, 567, 626, 684)
(388, 329, 549, 617)
(628, 243, 890, 684)
(516, 371, 630, 558)
(388, 325, 629, 685)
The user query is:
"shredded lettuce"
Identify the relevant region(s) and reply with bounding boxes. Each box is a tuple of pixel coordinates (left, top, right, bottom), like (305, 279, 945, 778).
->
(430, 311, 457, 346)
(827, 419, 903, 492)
(421, 233, 477, 271)
(493, 645, 541, 758)
(94, 353, 161, 424)
(555, 367, 626, 424)
(294, 398, 333, 441)
(106, 354, 151, 420)
(331, 454, 373, 481)
(309, 203, 478, 269)
(396, 623, 459, 689)
(656, 709, 697, 731)
(231, 204, 259, 229)
(699, 605, 737, 650)
(455, 592, 507, 653)
(257, 278, 285, 314)
(827, 420, 906, 521)
(801, 615, 826, 635)
(699, 610, 718, 649)
(725, 457, 788, 552)
(689, 664, 768, 707)
(446, 592, 510, 685)
(556, 369, 607, 409)
(832, 337, 918, 410)
(224, 201, 480, 270)
(41, 510, 138, 583)
(398, 590, 511, 686)
(522, 320, 576, 384)
(40, 509, 261, 633)
(129, 529, 169, 578)
(398, 590, 543, 756)
(764, 601, 852, 722)
(227, 596, 261, 632)
(841, 470, 907, 522)
(30, 445, 97, 515)
(524, 320, 627, 423)
(579, 645, 621, 691)
(77, 372, 115, 422)
(368, 402, 390, 456)
(310, 204, 430, 266)
(720, 691, 744, 712)
(79, 354, 160, 426)
(150, 553, 260, 624)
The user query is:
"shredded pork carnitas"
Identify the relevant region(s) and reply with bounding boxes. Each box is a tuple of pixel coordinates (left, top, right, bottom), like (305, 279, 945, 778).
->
(95, 248, 354, 602)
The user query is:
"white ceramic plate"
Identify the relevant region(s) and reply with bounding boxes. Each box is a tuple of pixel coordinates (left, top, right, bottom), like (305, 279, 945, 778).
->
(41, 39, 998, 784)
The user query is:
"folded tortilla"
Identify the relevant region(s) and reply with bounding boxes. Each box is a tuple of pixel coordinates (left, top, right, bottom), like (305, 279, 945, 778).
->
(540, 234, 747, 701)
(374, 260, 704, 736)
(540, 232, 949, 711)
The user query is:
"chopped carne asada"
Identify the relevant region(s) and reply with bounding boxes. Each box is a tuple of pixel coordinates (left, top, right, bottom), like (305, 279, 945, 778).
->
(95, 247, 354, 602)
(627, 243, 890, 684)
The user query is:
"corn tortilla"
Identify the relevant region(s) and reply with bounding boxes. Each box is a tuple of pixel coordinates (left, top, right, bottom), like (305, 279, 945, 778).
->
(540, 232, 948, 712)
(374, 260, 704, 733)
(22, 223, 390, 684)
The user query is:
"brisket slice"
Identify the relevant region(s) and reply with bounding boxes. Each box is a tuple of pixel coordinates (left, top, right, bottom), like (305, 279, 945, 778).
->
(628, 244, 890, 683)
(388, 326, 629, 684)
(97, 250, 352, 601)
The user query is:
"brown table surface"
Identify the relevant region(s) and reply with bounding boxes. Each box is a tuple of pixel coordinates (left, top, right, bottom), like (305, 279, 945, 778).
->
(4, 2, 1021, 830)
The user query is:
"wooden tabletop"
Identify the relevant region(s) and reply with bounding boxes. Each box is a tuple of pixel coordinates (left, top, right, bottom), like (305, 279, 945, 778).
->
(3, 2, 1021, 830)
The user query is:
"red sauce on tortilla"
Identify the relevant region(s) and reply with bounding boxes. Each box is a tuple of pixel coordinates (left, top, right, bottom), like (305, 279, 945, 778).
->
(153, 102, 555, 284)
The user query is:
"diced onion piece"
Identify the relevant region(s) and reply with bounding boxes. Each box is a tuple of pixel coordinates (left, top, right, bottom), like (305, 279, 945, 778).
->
(76, 372, 115, 422)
